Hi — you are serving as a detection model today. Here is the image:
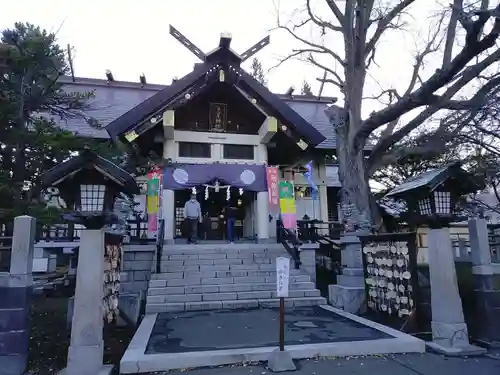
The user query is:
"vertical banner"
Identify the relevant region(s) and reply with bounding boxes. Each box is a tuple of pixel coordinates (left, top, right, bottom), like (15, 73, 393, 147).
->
(147, 168, 162, 236)
(266, 166, 279, 209)
(278, 181, 297, 229)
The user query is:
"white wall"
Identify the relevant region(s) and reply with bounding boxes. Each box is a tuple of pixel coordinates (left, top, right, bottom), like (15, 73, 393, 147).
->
(169, 130, 262, 165)
(296, 198, 321, 220)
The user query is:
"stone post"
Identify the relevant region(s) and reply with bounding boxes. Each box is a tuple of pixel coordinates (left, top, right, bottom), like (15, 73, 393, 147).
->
(469, 218, 500, 345)
(328, 234, 365, 313)
(162, 189, 175, 242)
(257, 191, 270, 241)
(0, 215, 35, 375)
(62, 229, 113, 375)
(425, 227, 485, 355)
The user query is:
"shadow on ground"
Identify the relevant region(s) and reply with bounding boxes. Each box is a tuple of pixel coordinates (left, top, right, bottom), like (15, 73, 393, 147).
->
(28, 293, 134, 375)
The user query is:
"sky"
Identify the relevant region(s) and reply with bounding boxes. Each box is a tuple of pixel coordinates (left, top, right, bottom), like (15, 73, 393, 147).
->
(1, 0, 436, 114)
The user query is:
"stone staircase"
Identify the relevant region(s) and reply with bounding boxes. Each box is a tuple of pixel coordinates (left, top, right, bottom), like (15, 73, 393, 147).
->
(145, 243, 326, 313)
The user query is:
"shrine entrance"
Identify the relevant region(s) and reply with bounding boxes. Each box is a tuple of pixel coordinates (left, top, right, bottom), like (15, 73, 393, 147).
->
(174, 185, 255, 241)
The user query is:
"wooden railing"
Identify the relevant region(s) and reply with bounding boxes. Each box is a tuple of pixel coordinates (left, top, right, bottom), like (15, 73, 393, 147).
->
(156, 219, 165, 273)
(29, 217, 153, 244)
(297, 219, 343, 244)
(276, 220, 301, 269)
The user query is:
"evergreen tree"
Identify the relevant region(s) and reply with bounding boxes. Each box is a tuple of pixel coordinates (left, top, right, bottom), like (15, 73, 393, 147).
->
(250, 58, 267, 86)
(300, 80, 313, 96)
(0, 22, 113, 224)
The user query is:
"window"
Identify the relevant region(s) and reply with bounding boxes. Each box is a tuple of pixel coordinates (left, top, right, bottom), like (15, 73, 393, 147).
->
(178, 142, 211, 158)
(223, 144, 254, 160)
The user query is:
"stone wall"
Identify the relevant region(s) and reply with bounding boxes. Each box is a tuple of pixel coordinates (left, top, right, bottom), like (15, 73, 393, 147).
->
(473, 267, 500, 342)
(0, 216, 35, 375)
(0, 274, 31, 375)
(299, 245, 316, 283)
(120, 244, 155, 297)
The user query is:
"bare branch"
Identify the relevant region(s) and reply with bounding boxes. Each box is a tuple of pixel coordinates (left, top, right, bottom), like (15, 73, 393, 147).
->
(324, 0, 346, 27)
(355, 4, 500, 149)
(365, 0, 416, 57)
(443, 0, 463, 68)
(306, 0, 342, 33)
(273, 20, 345, 66)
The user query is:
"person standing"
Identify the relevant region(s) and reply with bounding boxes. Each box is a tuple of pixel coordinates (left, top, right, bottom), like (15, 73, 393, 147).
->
(225, 204, 238, 244)
(184, 193, 202, 244)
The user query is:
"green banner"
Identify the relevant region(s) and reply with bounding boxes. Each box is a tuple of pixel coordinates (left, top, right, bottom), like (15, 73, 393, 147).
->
(278, 181, 294, 199)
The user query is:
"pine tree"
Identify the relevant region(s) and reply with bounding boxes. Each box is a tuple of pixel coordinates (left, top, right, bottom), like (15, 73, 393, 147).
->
(301, 80, 313, 96)
(0, 23, 113, 224)
(250, 58, 267, 86)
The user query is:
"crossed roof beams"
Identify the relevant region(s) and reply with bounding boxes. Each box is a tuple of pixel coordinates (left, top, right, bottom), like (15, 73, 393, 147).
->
(169, 25, 270, 63)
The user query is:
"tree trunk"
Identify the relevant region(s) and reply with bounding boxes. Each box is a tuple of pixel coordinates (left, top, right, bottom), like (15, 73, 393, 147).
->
(336, 123, 372, 233)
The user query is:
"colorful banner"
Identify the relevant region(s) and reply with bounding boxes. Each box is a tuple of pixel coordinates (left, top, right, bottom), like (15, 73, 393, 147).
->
(266, 166, 279, 209)
(278, 181, 297, 229)
(147, 168, 162, 235)
(304, 161, 318, 200)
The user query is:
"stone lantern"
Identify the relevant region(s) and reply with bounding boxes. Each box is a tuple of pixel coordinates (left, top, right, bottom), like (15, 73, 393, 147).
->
(42, 148, 139, 375)
(386, 162, 485, 355)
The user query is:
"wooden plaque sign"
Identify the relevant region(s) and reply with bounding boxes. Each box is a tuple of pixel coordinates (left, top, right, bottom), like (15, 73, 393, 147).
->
(209, 102, 227, 132)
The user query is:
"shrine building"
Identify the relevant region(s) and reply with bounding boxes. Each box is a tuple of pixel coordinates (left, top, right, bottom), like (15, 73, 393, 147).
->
(57, 27, 344, 241)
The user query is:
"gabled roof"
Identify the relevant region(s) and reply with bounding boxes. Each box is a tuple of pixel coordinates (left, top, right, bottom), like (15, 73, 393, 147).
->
(54, 76, 338, 149)
(106, 63, 215, 139)
(43, 149, 140, 195)
(103, 41, 326, 147)
(386, 162, 481, 198)
(233, 69, 325, 146)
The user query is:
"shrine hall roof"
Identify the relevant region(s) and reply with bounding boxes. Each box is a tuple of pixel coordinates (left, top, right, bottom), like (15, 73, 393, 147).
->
(55, 76, 339, 150)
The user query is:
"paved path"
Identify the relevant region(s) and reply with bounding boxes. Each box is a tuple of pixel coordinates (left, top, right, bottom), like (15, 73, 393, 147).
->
(144, 352, 500, 375)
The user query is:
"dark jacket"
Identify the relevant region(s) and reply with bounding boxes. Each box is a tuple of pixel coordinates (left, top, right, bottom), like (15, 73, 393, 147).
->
(226, 206, 237, 220)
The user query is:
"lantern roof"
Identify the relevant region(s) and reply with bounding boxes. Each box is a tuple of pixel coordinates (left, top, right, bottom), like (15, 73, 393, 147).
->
(385, 162, 481, 199)
(42, 149, 140, 195)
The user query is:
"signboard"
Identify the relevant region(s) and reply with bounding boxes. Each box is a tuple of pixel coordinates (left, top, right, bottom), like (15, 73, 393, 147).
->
(278, 181, 297, 229)
(147, 168, 163, 235)
(266, 167, 279, 209)
(276, 257, 290, 297)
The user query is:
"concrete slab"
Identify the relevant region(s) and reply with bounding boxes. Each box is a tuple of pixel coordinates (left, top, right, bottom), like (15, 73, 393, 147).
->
(120, 305, 425, 373)
(156, 353, 500, 375)
(426, 341, 487, 356)
(267, 349, 296, 372)
(58, 364, 113, 375)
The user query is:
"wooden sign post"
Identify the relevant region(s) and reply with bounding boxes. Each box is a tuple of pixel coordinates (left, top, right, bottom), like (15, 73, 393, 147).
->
(276, 257, 290, 351)
(267, 256, 295, 372)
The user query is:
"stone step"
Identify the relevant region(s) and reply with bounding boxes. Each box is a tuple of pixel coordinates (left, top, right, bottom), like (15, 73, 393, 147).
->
(152, 263, 299, 277)
(147, 289, 321, 304)
(147, 281, 317, 296)
(151, 267, 302, 280)
(160, 253, 288, 262)
(145, 296, 327, 313)
(161, 244, 286, 255)
(148, 274, 311, 288)
(157, 269, 302, 278)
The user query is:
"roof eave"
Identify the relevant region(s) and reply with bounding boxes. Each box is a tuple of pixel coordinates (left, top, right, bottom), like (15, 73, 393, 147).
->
(105, 63, 216, 139)
(237, 72, 326, 147)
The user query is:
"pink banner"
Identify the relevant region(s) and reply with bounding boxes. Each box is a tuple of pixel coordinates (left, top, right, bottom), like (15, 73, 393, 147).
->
(266, 167, 279, 209)
(148, 213, 158, 232)
(281, 214, 297, 230)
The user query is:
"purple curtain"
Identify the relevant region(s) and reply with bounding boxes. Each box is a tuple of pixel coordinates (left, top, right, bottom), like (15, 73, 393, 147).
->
(162, 163, 267, 192)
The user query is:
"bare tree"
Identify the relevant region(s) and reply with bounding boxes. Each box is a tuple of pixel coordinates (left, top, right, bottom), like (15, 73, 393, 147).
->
(275, 0, 500, 232)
